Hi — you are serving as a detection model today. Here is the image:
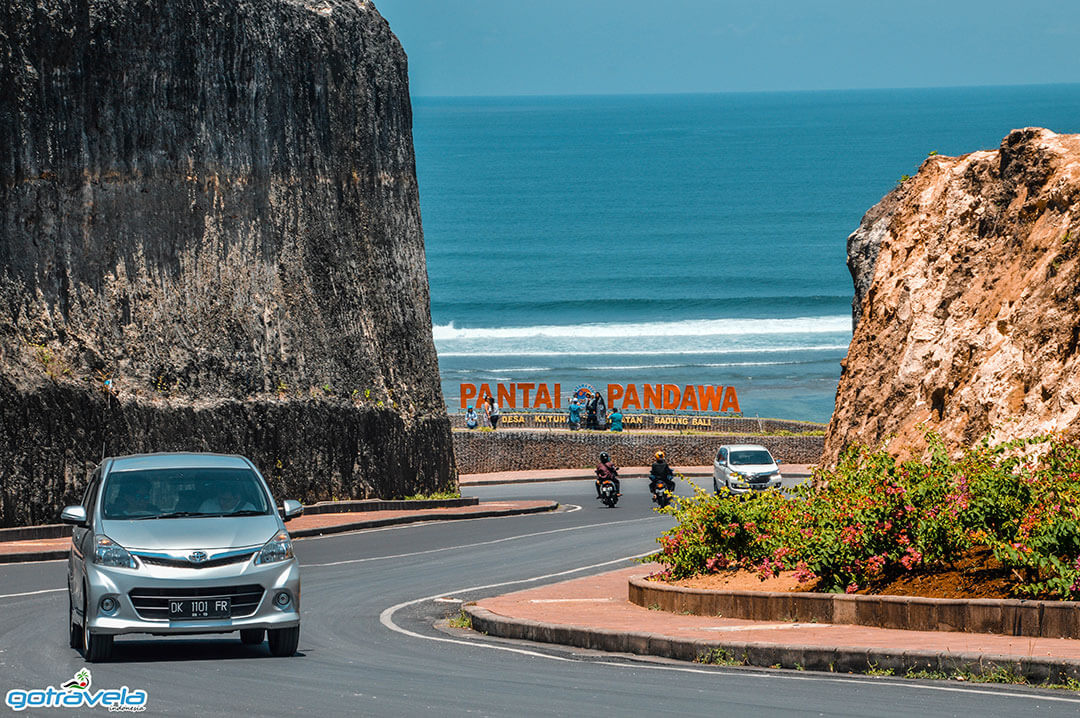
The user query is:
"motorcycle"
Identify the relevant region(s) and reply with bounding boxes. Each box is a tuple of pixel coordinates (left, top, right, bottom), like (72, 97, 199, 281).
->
(597, 478, 619, 508)
(649, 475, 674, 509)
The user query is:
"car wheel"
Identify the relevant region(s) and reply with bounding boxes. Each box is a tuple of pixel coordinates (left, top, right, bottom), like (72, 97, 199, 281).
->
(68, 591, 82, 651)
(240, 628, 265, 645)
(713, 478, 720, 494)
(267, 625, 299, 657)
(82, 592, 113, 662)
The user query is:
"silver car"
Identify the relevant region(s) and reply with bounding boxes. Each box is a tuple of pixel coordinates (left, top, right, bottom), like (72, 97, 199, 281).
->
(62, 453, 303, 662)
(713, 444, 783, 496)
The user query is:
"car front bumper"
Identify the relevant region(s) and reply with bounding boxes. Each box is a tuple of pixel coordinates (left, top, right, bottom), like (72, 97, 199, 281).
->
(83, 557, 300, 637)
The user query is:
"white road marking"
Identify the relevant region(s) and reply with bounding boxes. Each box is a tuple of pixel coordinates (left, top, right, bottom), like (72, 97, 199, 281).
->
(0, 588, 65, 600)
(433, 598, 463, 604)
(295, 503, 578, 542)
(562, 504, 583, 513)
(303, 517, 660, 568)
(379, 556, 1080, 705)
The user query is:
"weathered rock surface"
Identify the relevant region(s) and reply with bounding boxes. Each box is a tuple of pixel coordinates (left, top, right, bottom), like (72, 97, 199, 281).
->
(0, 0, 454, 526)
(825, 128, 1080, 463)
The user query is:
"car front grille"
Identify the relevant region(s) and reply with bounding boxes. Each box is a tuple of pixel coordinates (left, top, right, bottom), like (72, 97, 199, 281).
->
(137, 551, 255, 570)
(128, 584, 265, 620)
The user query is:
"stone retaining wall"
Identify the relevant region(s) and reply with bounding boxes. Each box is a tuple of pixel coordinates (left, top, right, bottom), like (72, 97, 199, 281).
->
(453, 429, 823, 474)
(629, 577, 1080, 640)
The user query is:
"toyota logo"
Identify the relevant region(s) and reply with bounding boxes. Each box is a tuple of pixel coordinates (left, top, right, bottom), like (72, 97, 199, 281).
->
(188, 551, 208, 563)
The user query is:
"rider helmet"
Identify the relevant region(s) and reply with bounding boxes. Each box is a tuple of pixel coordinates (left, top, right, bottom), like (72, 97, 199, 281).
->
(655, 450, 665, 460)
(599, 452, 610, 463)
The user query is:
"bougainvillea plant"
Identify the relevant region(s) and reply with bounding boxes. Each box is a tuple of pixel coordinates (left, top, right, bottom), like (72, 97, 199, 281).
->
(647, 434, 1080, 598)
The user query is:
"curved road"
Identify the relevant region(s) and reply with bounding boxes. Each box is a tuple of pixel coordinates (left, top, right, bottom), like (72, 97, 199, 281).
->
(2, 480, 1079, 716)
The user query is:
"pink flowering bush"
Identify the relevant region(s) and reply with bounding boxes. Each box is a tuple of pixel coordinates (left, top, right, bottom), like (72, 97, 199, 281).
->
(648, 434, 1080, 598)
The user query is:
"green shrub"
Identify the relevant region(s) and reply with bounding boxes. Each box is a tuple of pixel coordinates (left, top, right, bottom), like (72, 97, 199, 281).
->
(647, 433, 1080, 597)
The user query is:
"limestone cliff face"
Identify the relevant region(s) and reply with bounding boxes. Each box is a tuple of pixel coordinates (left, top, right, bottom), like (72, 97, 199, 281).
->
(825, 128, 1080, 463)
(0, 0, 455, 526)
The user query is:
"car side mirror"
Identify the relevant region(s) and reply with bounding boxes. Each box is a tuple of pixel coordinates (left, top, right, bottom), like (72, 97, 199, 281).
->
(61, 505, 87, 526)
(281, 500, 304, 522)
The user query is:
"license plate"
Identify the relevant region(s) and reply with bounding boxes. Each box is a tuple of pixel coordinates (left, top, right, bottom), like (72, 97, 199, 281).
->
(169, 598, 231, 620)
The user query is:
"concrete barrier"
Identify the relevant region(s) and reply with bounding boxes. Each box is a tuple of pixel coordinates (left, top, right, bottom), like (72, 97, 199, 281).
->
(629, 577, 1080, 639)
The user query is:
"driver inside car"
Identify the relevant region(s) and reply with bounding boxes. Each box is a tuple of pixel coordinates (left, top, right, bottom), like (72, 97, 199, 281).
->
(198, 482, 258, 514)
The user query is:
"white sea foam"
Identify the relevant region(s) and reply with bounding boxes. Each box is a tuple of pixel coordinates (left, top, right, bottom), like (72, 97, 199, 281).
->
(432, 316, 850, 341)
(436, 344, 851, 358)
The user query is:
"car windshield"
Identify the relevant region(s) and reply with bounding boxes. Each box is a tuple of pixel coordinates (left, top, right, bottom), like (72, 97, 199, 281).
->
(729, 450, 774, 466)
(101, 467, 271, 520)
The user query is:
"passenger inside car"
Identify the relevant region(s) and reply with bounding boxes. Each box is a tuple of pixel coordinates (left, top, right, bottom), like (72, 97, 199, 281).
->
(198, 482, 258, 514)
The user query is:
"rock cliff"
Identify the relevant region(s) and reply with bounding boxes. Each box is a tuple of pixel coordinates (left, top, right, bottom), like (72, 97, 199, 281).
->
(825, 128, 1080, 463)
(0, 0, 455, 526)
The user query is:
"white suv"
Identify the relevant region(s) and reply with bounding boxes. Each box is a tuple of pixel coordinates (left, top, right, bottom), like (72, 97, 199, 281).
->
(713, 444, 782, 496)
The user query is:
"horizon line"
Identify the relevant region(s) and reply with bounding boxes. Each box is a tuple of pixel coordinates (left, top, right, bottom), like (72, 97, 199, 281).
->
(410, 80, 1080, 101)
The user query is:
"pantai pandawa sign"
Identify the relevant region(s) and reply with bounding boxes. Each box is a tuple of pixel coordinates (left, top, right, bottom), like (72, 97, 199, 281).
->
(459, 383, 740, 413)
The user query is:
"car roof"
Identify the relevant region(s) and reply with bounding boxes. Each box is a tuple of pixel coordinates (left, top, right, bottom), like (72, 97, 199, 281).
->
(718, 444, 773, 452)
(104, 452, 254, 475)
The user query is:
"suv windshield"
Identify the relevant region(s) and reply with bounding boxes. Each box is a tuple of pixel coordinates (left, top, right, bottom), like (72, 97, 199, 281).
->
(101, 467, 271, 520)
(729, 450, 774, 466)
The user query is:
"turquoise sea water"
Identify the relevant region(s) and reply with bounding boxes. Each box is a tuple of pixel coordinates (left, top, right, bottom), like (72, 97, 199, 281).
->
(413, 85, 1080, 422)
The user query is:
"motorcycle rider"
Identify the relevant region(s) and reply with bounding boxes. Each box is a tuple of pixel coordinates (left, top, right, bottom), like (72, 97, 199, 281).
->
(649, 450, 676, 494)
(595, 451, 620, 499)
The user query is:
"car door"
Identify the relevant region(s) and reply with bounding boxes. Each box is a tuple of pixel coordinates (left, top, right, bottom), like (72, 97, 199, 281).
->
(714, 447, 730, 489)
(70, 468, 101, 616)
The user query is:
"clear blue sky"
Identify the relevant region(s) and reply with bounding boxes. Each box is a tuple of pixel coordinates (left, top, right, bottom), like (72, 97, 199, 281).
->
(374, 0, 1080, 96)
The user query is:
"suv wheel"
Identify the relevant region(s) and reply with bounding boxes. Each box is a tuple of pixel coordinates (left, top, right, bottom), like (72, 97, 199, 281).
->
(240, 629, 265, 645)
(267, 625, 299, 657)
(82, 592, 113, 662)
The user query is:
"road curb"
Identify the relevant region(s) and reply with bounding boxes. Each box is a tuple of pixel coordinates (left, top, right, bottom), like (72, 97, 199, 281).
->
(463, 604, 1080, 683)
(0, 502, 559, 563)
(0, 498, 483, 543)
(286, 501, 560, 539)
(0, 549, 70, 564)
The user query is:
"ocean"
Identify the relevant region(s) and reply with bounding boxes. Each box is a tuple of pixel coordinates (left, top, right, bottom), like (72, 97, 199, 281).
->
(412, 85, 1080, 422)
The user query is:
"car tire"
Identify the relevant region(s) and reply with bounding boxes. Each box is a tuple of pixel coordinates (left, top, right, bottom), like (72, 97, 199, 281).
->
(82, 592, 113, 662)
(240, 628, 265, 645)
(713, 478, 720, 494)
(68, 592, 82, 651)
(267, 625, 299, 657)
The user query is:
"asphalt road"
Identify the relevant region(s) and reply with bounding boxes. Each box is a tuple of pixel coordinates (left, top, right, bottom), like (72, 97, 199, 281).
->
(2, 479, 1079, 717)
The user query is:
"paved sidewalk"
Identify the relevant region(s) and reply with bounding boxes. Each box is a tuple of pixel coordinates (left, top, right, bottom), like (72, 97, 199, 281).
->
(467, 564, 1080, 681)
(460, 464, 813, 486)
(0, 500, 557, 563)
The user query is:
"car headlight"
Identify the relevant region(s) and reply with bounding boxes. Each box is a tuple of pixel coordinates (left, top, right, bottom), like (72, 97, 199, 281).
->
(93, 535, 137, 569)
(255, 529, 294, 565)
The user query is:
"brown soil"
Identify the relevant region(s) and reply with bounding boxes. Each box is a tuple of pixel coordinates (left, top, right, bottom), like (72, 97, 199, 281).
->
(858, 547, 1015, 599)
(667, 548, 1019, 600)
(672, 570, 820, 593)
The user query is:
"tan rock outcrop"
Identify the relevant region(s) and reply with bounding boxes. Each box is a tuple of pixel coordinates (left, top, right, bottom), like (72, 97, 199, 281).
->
(824, 128, 1080, 463)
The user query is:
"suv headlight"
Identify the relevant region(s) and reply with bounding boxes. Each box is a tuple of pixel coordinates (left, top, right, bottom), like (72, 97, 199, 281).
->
(255, 529, 294, 565)
(93, 535, 137, 569)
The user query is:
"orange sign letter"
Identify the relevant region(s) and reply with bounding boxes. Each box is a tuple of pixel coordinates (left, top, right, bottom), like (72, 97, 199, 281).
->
(721, 387, 741, 413)
(662, 384, 681, 410)
(607, 383, 624, 409)
(460, 383, 477, 409)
